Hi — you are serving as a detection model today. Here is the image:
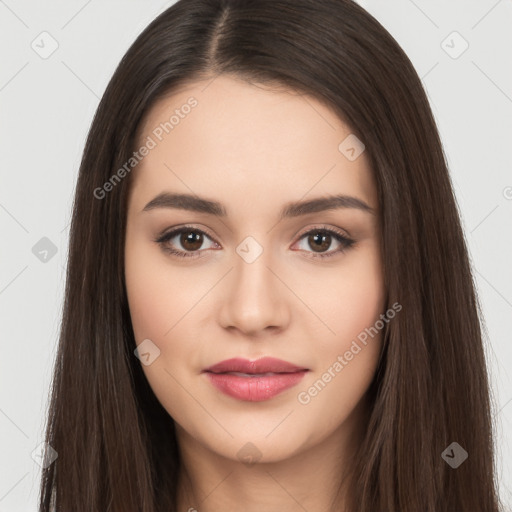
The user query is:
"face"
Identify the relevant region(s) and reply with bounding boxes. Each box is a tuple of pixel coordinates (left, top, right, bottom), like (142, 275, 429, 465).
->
(124, 74, 385, 465)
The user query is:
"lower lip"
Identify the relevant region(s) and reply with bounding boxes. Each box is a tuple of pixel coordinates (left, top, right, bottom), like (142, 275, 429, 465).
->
(205, 371, 307, 402)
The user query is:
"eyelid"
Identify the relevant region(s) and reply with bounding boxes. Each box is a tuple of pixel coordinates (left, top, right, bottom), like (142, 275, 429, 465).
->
(291, 224, 355, 259)
(156, 223, 351, 244)
(155, 223, 355, 259)
(155, 224, 215, 242)
(293, 223, 351, 240)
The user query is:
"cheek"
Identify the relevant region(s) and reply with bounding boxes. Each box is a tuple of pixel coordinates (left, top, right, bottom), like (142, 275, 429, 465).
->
(336, 263, 385, 351)
(302, 241, 385, 356)
(124, 229, 212, 407)
(292, 243, 385, 413)
(124, 235, 196, 422)
(125, 241, 167, 343)
(124, 230, 198, 344)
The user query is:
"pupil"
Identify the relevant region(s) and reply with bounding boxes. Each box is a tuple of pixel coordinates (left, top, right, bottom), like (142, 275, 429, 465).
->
(310, 232, 330, 252)
(182, 231, 202, 250)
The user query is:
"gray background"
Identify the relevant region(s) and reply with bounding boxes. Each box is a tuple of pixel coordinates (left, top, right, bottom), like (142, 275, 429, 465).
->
(0, 0, 511, 510)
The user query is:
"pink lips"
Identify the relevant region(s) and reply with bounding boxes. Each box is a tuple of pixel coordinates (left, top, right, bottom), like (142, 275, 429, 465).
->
(203, 357, 308, 402)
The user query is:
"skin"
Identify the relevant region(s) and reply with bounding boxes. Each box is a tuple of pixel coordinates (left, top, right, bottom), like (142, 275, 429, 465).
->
(124, 74, 385, 512)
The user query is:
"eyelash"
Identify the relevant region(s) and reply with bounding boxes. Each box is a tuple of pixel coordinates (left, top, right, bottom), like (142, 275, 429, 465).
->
(154, 225, 355, 260)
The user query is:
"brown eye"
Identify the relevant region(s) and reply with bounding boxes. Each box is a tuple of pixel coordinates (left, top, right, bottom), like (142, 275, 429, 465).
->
(155, 227, 218, 259)
(307, 232, 332, 253)
(294, 227, 355, 258)
(180, 231, 203, 251)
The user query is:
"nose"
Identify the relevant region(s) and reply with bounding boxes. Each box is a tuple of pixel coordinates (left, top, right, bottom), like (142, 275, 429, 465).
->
(217, 247, 291, 338)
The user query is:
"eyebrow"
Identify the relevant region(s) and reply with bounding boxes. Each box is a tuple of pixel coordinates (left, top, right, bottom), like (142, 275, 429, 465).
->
(141, 192, 375, 218)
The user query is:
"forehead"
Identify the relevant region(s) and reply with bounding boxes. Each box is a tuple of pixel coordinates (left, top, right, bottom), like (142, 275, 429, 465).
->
(129, 75, 377, 214)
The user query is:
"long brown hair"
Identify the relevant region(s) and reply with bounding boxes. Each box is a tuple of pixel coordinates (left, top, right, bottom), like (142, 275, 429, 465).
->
(39, 1, 502, 510)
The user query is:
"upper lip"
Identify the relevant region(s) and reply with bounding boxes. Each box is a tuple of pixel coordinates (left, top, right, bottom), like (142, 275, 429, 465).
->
(204, 357, 308, 374)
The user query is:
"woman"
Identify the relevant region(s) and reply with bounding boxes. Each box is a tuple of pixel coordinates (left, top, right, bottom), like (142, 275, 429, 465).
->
(39, 0, 501, 510)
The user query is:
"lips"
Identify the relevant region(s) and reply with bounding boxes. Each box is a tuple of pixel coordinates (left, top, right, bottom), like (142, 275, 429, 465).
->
(203, 357, 309, 402)
(205, 357, 307, 375)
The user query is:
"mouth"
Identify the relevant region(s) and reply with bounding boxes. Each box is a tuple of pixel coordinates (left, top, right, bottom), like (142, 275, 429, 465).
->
(202, 357, 309, 402)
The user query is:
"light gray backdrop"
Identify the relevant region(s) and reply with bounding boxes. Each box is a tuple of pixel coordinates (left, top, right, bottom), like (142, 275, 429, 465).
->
(0, 0, 511, 510)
